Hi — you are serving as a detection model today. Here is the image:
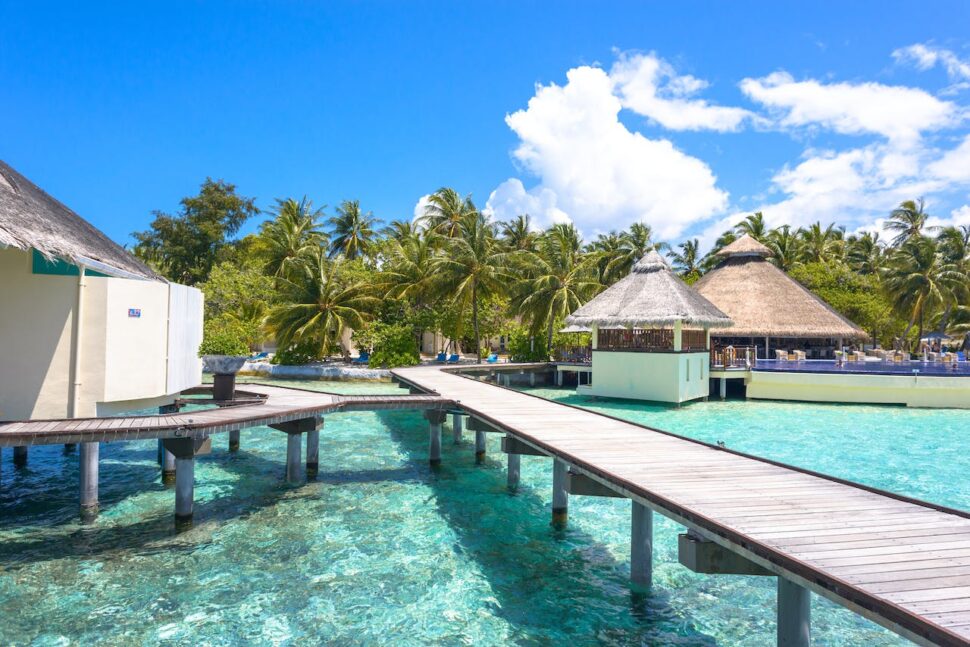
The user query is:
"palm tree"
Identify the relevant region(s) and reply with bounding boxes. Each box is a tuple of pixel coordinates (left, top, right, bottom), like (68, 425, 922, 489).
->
(608, 223, 667, 278)
(846, 232, 884, 275)
(421, 188, 478, 238)
(668, 239, 702, 282)
(266, 251, 378, 358)
(885, 198, 930, 247)
(735, 212, 768, 241)
(514, 225, 601, 351)
(382, 219, 420, 242)
(765, 225, 801, 271)
(882, 237, 963, 347)
(701, 230, 737, 272)
(383, 230, 440, 304)
(934, 225, 970, 334)
(431, 214, 512, 361)
(328, 200, 377, 260)
(500, 214, 538, 252)
(798, 222, 843, 264)
(587, 230, 625, 285)
(258, 197, 327, 277)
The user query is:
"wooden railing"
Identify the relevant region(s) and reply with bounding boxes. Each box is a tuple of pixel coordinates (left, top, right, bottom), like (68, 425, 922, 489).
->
(710, 345, 758, 369)
(597, 328, 709, 352)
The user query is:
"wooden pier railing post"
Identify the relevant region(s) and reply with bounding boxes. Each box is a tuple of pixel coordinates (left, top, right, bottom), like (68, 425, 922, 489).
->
(79, 442, 99, 522)
(552, 459, 568, 528)
(777, 578, 810, 647)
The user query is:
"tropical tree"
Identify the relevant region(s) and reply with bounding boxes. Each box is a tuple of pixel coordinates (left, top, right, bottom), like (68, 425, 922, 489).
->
(798, 222, 843, 264)
(421, 188, 478, 238)
(735, 212, 769, 241)
(587, 231, 625, 285)
(607, 223, 667, 279)
(265, 251, 379, 358)
(701, 230, 738, 272)
(258, 197, 327, 277)
(382, 219, 420, 242)
(500, 214, 538, 252)
(766, 225, 801, 271)
(431, 214, 512, 361)
(882, 236, 963, 346)
(514, 224, 601, 350)
(668, 239, 702, 283)
(885, 198, 930, 247)
(328, 200, 377, 260)
(845, 232, 884, 275)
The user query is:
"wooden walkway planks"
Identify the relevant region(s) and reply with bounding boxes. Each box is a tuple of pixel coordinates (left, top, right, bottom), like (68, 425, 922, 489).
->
(392, 364, 970, 647)
(0, 384, 454, 447)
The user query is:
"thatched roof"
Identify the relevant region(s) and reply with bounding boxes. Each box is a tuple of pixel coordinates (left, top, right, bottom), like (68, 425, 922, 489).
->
(694, 236, 867, 339)
(715, 234, 772, 257)
(566, 251, 732, 329)
(0, 160, 160, 280)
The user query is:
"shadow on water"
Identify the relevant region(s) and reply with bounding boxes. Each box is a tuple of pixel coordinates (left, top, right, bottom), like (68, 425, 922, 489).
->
(372, 408, 718, 646)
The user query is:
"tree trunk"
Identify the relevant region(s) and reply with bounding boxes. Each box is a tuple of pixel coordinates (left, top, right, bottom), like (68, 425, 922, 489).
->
(472, 281, 481, 363)
(547, 315, 555, 360)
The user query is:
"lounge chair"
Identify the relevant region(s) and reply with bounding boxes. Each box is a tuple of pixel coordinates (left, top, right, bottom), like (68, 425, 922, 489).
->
(447, 353, 460, 364)
(436, 352, 447, 363)
(486, 353, 498, 364)
(351, 351, 370, 365)
(249, 351, 269, 361)
(775, 350, 789, 361)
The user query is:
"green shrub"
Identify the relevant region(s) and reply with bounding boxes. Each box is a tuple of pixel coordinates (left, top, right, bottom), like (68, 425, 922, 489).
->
(198, 319, 249, 357)
(507, 325, 549, 362)
(356, 322, 420, 368)
(271, 340, 325, 365)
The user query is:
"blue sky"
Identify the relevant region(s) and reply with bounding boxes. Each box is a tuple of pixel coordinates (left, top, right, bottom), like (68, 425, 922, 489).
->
(2, 1, 969, 249)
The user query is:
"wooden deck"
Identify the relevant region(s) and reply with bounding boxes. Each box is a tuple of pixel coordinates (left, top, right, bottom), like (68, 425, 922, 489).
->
(0, 384, 452, 447)
(392, 364, 970, 647)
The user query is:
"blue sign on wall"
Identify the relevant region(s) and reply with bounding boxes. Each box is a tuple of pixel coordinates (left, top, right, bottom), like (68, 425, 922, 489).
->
(128, 308, 141, 318)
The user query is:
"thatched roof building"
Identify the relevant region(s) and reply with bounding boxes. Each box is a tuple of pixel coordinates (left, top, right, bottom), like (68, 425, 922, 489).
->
(0, 160, 159, 280)
(694, 235, 866, 340)
(567, 251, 732, 329)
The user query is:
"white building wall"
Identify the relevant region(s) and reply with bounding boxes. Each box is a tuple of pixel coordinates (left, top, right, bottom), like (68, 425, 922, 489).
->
(166, 283, 203, 393)
(590, 351, 709, 404)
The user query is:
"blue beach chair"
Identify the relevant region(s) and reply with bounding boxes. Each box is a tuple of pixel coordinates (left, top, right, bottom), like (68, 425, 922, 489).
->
(352, 351, 370, 365)
(436, 352, 447, 363)
(486, 353, 498, 364)
(447, 353, 460, 364)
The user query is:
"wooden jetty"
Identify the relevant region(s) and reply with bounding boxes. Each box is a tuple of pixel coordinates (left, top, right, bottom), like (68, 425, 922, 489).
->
(391, 364, 970, 647)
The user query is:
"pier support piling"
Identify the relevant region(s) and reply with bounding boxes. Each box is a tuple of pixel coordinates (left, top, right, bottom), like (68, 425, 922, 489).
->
(286, 433, 303, 483)
(452, 413, 463, 444)
(529, 372, 536, 387)
(425, 411, 446, 467)
(174, 456, 195, 529)
(556, 371, 563, 387)
(13, 446, 27, 467)
(306, 426, 320, 478)
(161, 446, 177, 485)
(552, 459, 568, 528)
(229, 430, 240, 452)
(719, 377, 727, 400)
(630, 501, 653, 589)
(507, 450, 520, 491)
(79, 442, 99, 521)
(777, 578, 811, 647)
(475, 430, 486, 463)
(64, 443, 76, 454)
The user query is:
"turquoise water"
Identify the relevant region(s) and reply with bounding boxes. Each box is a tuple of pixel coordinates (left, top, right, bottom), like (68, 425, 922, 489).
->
(1, 379, 967, 645)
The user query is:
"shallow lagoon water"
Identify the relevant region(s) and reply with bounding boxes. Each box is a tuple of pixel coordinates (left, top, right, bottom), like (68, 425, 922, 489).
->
(1, 378, 968, 646)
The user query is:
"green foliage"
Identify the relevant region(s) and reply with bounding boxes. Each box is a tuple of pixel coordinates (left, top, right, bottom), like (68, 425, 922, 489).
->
(354, 322, 420, 367)
(271, 340, 326, 365)
(198, 319, 249, 357)
(789, 262, 901, 345)
(133, 178, 259, 285)
(507, 325, 550, 362)
(199, 261, 275, 321)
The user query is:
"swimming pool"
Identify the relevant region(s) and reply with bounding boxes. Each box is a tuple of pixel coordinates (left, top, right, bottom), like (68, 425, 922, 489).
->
(2, 378, 967, 645)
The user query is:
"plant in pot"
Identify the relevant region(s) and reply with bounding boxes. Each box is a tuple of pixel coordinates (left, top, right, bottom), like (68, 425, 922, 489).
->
(199, 320, 250, 401)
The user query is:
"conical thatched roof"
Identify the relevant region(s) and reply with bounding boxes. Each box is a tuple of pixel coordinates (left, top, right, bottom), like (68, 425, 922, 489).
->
(715, 234, 771, 257)
(0, 160, 160, 280)
(694, 236, 867, 339)
(566, 250, 732, 329)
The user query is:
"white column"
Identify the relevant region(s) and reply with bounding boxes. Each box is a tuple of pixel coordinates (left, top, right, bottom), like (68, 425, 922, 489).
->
(174, 456, 194, 528)
(719, 377, 727, 399)
(591, 324, 598, 350)
(286, 433, 303, 483)
(777, 577, 811, 647)
(452, 413, 463, 444)
(552, 459, 568, 527)
(79, 442, 99, 521)
(162, 446, 177, 484)
(631, 501, 653, 589)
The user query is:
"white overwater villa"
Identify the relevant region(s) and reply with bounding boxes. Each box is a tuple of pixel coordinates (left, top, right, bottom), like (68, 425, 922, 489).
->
(565, 250, 732, 404)
(0, 160, 203, 425)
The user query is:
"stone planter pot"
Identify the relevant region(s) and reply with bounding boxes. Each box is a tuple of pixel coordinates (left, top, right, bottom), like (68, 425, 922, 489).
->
(202, 355, 248, 400)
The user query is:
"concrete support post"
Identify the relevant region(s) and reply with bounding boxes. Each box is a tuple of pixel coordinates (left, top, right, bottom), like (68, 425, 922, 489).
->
(556, 371, 563, 387)
(719, 377, 727, 400)
(162, 445, 177, 485)
(174, 456, 195, 528)
(552, 459, 568, 528)
(425, 410, 446, 467)
(286, 432, 303, 483)
(229, 430, 240, 452)
(529, 372, 536, 387)
(452, 413, 463, 444)
(507, 450, 521, 492)
(13, 446, 27, 467)
(631, 501, 653, 589)
(777, 578, 811, 647)
(79, 442, 99, 521)
(475, 430, 486, 463)
(64, 443, 76, 453)
(306, 427, 320, 478)
(157, 439, 164, 465)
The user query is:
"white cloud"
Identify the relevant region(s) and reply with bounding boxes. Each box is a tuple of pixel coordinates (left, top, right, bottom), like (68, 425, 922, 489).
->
(412, 194, 431, 222)
(925, 134, 970, 183)
(609, 52, 754, 132)
(489, 65, 728, 238)
(483, 179, 570, 229)
(927, 204, 970, 230)
(739, 71, 959, 142)
(893, 43, 970, 82)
